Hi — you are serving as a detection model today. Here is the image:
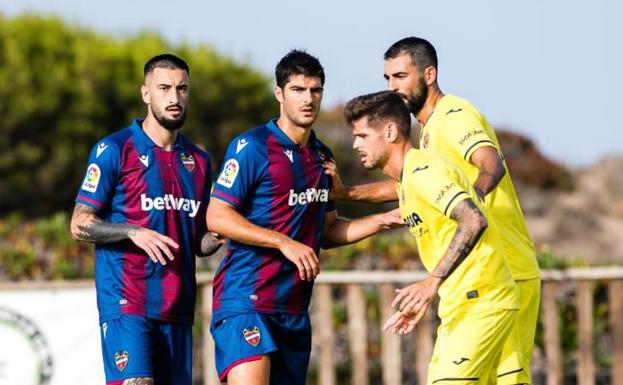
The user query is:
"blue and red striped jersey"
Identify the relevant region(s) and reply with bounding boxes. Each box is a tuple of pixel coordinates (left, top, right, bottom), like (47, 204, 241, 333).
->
(75, 119, 212, 324)
(211, 119, 335, 317)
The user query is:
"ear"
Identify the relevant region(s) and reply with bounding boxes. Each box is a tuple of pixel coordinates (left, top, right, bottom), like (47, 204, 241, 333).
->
(274, 85, 284, 104)
(141, 84, 150, 104)
(424, 66, 438, 87)
(385, 122, 400, 143)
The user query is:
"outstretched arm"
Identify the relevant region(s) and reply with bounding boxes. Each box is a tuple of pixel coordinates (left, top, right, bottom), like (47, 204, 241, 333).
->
(321, 208, 403, 248)
(470, 146, 506, 200)
(384, 198, 488, 334)
(206, 198, 320, 281)
(70, 203, 178, 265)
(324, 161, 398, 203)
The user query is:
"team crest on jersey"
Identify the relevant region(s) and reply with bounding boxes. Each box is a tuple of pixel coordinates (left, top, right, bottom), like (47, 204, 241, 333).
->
(114, 351, 129, 371)
(181, 153, 195, 172)
(243, 326, 261, 347)
(81, 163, 101, 193)
(422, 132, 429, 149)
(217, 159, 239, 188)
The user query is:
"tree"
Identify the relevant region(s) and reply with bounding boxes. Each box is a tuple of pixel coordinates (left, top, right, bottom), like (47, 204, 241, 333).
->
(0, 14, 276, 217)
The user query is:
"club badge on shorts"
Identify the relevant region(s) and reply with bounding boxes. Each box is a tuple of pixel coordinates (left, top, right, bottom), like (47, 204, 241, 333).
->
(115, 351, 129, 371)
(181, 153, 196, 172)
(243, 326, 261, 347)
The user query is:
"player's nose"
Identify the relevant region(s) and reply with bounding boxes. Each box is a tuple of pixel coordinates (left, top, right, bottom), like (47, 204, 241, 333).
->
(387, 78, 398, 92)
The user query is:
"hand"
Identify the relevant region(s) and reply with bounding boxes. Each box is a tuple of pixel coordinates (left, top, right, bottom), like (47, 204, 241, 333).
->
(127, 227, 179, 265)
(278, 237, 320, 281)
(378, 208, 404, 230)
(199, 232, 226, 257)
(323, 160, 349, 201)
(391, 275, 441, 319)
(383, 310, 420, 335)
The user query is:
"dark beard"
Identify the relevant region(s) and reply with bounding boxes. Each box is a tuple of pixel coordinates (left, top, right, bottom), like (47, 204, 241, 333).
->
(403, 77, 428, 115)
(154, 109, 186, 131)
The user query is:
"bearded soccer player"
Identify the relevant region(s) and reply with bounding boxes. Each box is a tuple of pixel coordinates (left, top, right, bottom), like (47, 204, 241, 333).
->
(206, 50, 402, 385)
(327, 37, 541, 384)
(344, 90, 519, 385)
(70, 54, 218, 385)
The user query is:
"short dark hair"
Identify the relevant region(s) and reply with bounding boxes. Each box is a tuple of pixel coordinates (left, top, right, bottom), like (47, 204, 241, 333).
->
(343, 91, 411, 137)
(144, 54, 189, 78)
(384, 37, 437, 71)
(275, 49, 325, 88)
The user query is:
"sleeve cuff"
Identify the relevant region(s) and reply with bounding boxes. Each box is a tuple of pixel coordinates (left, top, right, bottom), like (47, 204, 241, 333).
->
(76, 194, 103, 209)
(211, 189, 241, 208)
(463, 140, 497, 161)
(443, 191, 470, 217)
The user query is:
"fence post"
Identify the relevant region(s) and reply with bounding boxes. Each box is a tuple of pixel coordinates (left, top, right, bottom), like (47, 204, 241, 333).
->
(379, 283, 402, 385)
(347, 284, 369, 385)
(576, 280, 595, 385)
(201, 284, 219, 385)
(542, 281, 563, 385)
(609, 280, 623, 385)
(314, 284, 336, 385)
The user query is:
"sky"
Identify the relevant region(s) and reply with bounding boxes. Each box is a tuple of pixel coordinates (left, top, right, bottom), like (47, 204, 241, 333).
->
(3, 0, 621, 166)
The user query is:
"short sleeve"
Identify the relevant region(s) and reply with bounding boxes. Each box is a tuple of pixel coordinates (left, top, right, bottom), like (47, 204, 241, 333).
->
(441, 107, 498, 161)
(75, 140, 120, 213)
(407, 162, 470, 218)
(211, 136, 265, 208)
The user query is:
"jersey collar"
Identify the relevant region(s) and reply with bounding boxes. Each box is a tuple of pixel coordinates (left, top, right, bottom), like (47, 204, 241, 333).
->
(130, 118, 187, 151)
(266, 118, 321, 150)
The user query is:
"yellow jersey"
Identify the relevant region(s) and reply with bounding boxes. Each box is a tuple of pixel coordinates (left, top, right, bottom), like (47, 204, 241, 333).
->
(419, 94, 540, 280)
(398, 149, 518, 319)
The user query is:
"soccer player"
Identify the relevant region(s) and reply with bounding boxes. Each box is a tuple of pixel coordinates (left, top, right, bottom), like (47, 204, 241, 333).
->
(343, 90, 519, 385)
(328, 37, 541, 385)
(70, 54, 216, 385)
(206, 50, 402, 385)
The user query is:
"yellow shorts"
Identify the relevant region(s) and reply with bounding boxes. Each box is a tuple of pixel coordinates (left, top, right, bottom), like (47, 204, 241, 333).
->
(427, 308, 517, 385)
(497, 278, 541, 385)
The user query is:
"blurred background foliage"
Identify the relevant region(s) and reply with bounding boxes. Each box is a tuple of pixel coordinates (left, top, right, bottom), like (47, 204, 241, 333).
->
(0, 13, 276, 218)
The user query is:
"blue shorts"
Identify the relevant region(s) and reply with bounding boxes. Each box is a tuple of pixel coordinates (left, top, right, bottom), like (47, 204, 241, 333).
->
(210, 312, 311, 385)
(99, 314, 192, 385)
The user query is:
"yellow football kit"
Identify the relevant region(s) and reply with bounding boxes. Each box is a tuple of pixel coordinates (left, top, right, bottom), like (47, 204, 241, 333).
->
(398, 149, 518, 384)
(420, 94, 541, 384)
(419, 94, 539, 280)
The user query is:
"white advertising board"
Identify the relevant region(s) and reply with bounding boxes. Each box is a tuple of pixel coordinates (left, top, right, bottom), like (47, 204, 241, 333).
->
(0, 286, 104, 385)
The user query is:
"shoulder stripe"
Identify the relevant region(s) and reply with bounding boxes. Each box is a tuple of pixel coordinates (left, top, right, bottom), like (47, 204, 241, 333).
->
(443, 191, 469, 216)
(463, 140, 496, 160)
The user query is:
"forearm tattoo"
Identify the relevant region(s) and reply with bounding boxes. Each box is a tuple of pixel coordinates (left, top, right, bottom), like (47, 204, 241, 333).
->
(198, 232, 223, 256)
(474, 170, 498, 198)
(432, 199, 486, 280)
(71, 203, 140, 244)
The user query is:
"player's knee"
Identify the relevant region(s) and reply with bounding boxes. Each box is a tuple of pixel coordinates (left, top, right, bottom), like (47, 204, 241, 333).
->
(122, 377, 154, 385)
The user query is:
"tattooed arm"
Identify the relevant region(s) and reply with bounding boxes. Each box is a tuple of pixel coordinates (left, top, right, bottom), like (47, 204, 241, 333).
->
(383, 199, 488, 335)
(470, 146, 506, 201)
(70, 203, 178, 265)
(196, 232, 226, 257)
